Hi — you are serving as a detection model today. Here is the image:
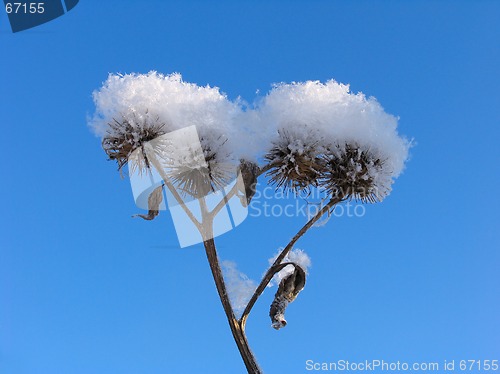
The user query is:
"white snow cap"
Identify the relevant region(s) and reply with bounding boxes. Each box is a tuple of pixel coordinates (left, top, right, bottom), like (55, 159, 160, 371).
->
(255, 80, 410, 198)
(269, 249, 312, 286)
(89, 71, 248, 162)
(221, 260, 256, 317)
(89, 73, 410, 199)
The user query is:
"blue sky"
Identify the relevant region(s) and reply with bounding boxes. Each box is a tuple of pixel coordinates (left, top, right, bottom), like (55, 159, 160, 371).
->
(1, 1, 499, 373)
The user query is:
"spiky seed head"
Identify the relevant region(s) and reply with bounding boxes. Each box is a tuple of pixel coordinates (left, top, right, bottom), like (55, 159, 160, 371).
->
(264, 129, 327, 194)
(102, 114, 167, 172)
(320, 143, 386, 203)
(167, 136, 236, 198)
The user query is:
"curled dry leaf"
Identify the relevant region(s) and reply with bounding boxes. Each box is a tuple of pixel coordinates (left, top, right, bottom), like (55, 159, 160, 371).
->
(132, 184, 164, 220)
(269, 265, 306, 330)
(238, 160, 259, 207)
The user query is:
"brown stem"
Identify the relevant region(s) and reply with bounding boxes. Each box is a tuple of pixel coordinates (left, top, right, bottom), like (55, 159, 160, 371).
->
(198, 199, 262, 374)
(203, 239, 262, 374)
(143, 143, 202, 229)
(210, 181, 239, 217)
(143, 145, 261, 372)
(239, 195, 343, 329)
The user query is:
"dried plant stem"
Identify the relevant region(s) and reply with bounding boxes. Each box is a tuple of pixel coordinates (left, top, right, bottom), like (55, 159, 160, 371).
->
(143, 144, 202, 229)
(203, 238, 262, 373)
(143, 142, 240, 227)
(210, 181, 239, 217)
(198, 199, 262, 374)
(239, 195, 343, 329)
(145, 146, 261, 371)
(144, 144, 337, 372)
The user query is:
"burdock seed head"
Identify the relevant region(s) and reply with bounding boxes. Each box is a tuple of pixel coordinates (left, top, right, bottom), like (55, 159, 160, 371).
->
(167, 135, 236, 199)
(264, 129, 327, 194)
(320, 143, 387, 203)
(102, 113, 167, 172)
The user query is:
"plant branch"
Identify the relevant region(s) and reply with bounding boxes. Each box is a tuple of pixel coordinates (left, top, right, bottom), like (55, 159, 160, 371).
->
(210, 181, 240, 217)
(144, 145, 261, 372)
(239, 195, 343, 329)
(203, 239, 262, 373)
(198, 196, 262, 374)
(143, 143, 202, 230)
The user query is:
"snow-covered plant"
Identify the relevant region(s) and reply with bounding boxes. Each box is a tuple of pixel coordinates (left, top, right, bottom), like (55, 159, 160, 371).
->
(91, 72, 242, 195)
(258, 80, 408, 202)
(89, 72, 410, 374)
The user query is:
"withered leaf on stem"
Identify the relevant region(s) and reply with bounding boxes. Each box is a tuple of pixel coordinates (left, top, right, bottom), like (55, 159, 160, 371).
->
(132, 184, 164, 221)
(238, 160, 259, 207)
(269, 265, 306, 330)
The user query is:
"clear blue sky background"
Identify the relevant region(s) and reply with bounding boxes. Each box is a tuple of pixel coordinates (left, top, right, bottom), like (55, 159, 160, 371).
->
(1, 1, 499, 373)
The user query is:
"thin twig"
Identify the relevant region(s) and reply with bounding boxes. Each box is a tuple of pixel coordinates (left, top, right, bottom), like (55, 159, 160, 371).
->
(210, 181, 240, 217)
(239, 195, 343, 329)
(143, 143, 202, 230)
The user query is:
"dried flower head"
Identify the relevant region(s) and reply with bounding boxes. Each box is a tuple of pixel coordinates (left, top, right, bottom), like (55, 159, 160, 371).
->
(257, 80, 410, 201)
(166, 135, 236, 198)
(264, 129, 327, 194)
(320, 143, 387, 203)
(102, 113, 167, 172)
